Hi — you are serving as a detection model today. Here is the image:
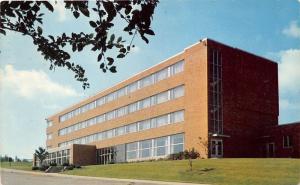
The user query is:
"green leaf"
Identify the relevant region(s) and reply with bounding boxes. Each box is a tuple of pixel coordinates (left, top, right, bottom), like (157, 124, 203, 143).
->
(73, 11, 80, 18)
(89, 21, 97, 28)
(119, 48, 126, 53)
(145, 29, 155, 35)
(117, 36, 122, 43)
(109, 66, 117, 73)
(97, 54, 102, 62)
(110, 34, 115, 42)
(37, 26, 43, 35)
(42, 2, 54, 12)
(117, 53, 125, 58)
(107, 57, 114, 64)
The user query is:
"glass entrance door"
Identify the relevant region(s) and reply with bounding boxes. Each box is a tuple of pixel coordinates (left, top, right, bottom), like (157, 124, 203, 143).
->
(211, 139, 223, 158)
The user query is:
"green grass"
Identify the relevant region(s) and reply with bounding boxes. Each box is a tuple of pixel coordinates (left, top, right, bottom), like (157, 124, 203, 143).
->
(0, 161, 33, 171)
(63, 158, 300, 185)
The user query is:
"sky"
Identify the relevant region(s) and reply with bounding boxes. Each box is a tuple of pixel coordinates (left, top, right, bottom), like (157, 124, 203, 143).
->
(0, 0, 300, 159)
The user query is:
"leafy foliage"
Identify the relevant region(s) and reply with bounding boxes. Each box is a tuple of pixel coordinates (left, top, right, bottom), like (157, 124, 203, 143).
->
(0, 0, 159, 89)
(34, 147, 48, 166)
(183, 148, 200, 171)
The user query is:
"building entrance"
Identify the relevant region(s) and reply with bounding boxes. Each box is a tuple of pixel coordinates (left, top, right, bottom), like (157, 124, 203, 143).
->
(211, 139, 223, 158)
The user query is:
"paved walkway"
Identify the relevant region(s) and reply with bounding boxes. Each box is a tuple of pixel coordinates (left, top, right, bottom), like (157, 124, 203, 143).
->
(0, 169, 208, 185)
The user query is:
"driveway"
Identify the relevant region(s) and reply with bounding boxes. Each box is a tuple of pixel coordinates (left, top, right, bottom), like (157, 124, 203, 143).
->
(0, 169, 207, 185)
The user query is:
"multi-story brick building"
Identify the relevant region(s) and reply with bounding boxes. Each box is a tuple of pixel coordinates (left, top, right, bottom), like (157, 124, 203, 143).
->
(38, 38, 300, 166)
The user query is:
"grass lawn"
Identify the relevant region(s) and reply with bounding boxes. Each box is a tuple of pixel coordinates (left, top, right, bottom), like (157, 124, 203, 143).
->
(0, 161, 32, 171)
(63, 158, 300, 185)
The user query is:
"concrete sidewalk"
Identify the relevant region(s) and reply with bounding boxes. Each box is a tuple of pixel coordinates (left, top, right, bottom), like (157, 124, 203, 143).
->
(0, 168, 209, 185)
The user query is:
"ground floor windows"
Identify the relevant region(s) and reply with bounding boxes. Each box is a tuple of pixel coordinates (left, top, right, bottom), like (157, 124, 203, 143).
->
(44, 149, 70, 165)
(125, 133, 184, 161)
(96, 147, 115, 165)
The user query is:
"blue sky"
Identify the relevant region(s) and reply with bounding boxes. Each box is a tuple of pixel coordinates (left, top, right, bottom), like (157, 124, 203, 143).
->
(0, 0, 300, 159)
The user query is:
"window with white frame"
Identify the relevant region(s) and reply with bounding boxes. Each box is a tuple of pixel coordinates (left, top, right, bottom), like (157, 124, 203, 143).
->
(106, 111, 115, 121)
(171, 133, 184, 153)
(157, 91, 169, 104)
(97, 114, 105, 123)
(126, 142, 138, 160)
(156, 114, 169, 127)
(116, 106, 128, 117)
(115, 126, 125, 136)
(172, 85, 184, 99)
(96, 97, 105, 106)
(128, 81, 138, 93)
(126, 123, 137, 133)
(138, 120, 151, 131)
(156, 68, 169, 82)
(47, 120, 53, 127)
(128, 102, 139, 113)
(106, 92, 115, 102)
(172, 110, 184, 123)
(139, 139, 152, 158)
(47, 133, 52, 140)
(140, 75, 153, 88)
(154, 137, 168, 156)
(140, 97, 151, 109)
(283, 135, 292, 148)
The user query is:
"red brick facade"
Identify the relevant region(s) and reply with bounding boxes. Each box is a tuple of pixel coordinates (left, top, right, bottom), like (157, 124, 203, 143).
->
(207, 39, 299, 158)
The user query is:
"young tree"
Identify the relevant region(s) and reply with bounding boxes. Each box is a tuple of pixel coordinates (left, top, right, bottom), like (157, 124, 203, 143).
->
(198, 137, 209, 157)
(0, 0, 159, 89)
(8, 157, 13, 166)
(34, 147, 48, 167)
(183, 148, 200, 171)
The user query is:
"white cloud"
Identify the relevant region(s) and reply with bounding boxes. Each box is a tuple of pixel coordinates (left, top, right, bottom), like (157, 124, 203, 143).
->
(0, 65, 79, 99)
(278, 49, 300, 94)
(282, 21, 300, 39)
(51, 1, 67, 22)
(131, 46, 140, 53)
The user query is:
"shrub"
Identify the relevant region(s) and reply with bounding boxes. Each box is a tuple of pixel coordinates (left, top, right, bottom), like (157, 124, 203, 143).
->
(49, 162, 57, 166)
(74, 164, 81, 168)
(62, 162, 69, 166)
(168, 152, 184, 160)
(31, 166, 39, 170)
(66, 165, 74, 170)
(39, 165, 49, 171)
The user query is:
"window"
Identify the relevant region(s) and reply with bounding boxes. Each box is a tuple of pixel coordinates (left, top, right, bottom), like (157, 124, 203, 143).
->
(47, 133, 52, 140)
(96, 97, 105, 106)
(172, 85, 184, 99)
(171, 60, 184, 75)
(128, 81, 138, 93)
(139, 120, 151, 131)
(106, 111, 115, 121)
(140, 97, 151, 109)
(97, 114, 105, 123)
(157, 91, 169, 104)
(106, 92, 115, 102)
(116, 106, 128, 117)
(126, 123, 137, 133)
(126, 142, 138, 160)
(115, 126, 125, 136)
(117, 87, 127, 98)
(47, 120, 53, 127)
(140, 75, 153, 88)
(139, 140, 152, 158)
(106, 130, 114, 139)
(156, 68, 169, 82)
(171, 110, 184, 123)
(283, 136, 292, 148)
(171, 134, 184, 153)
(128, 102, 139, 113)
(154, 137, 168, 156)
(156, 115, 169, 127)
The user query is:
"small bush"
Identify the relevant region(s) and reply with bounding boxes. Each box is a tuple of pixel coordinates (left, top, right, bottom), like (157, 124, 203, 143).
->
(66, 165, 74, 170)
(49, 162, 57, 166)
(71, 164, 81, 168)
(62, 162, 69, 166)
(39, 165, 49, 171)
(168, 152, 184, 160)
(32, 166, 39, 170)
